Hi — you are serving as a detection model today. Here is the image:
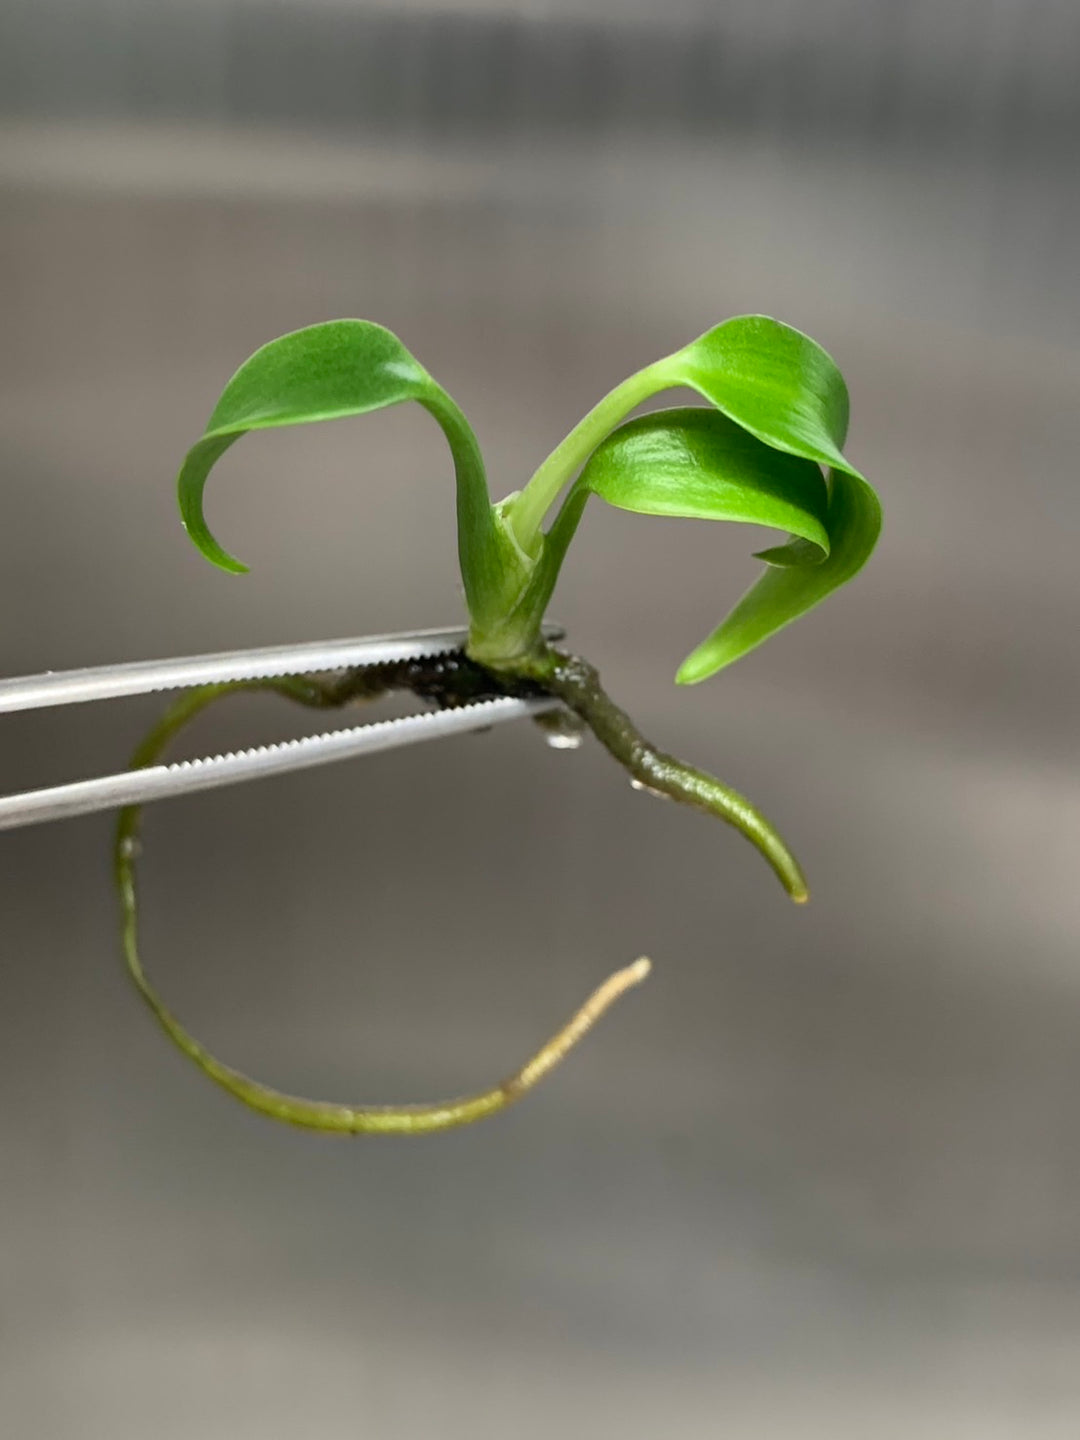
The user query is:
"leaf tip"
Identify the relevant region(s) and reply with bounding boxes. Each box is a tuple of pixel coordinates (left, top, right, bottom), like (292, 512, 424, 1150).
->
(675, 652, 720, 686)
(180, 524, 250, 576)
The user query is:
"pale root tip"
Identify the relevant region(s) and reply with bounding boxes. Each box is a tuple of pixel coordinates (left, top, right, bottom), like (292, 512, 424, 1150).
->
(792, 890, 810, 905)
(626, 956, 653, 984)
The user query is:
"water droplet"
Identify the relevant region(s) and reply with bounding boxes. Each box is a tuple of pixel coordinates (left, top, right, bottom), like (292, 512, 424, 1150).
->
(118, 836, 142, 860)
(545, 729, 583, 751)
(533, 709, 586, 751)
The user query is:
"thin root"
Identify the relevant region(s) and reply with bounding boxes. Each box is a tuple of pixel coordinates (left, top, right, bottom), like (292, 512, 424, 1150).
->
(114, 677, 650, 1134)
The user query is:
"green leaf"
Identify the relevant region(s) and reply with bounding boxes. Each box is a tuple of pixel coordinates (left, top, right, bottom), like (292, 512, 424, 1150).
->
(661, 314, 853, 472)
(576, 407, 830, 550)
(650, 315, 881, 683)
(176, 320, 510, 627)
(509, 315, 879, 681)
(676, 468, 881, 683)
(485, 405, 833, 669)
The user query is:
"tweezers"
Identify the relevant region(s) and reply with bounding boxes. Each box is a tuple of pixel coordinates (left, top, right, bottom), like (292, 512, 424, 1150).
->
(0, 624, 564, 832)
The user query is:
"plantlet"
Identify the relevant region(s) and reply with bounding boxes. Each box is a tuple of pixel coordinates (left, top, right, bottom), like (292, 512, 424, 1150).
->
(118, 315, 880, 1133)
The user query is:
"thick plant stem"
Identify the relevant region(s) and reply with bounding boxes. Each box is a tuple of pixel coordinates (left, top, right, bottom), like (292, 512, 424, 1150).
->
(115, 673, 649, 1135)
(505, 647, 809, 902)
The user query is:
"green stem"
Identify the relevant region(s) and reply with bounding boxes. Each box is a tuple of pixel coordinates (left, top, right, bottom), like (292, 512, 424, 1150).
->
(508, 360, 670, 550)
(466, 482, 591, 668)
(504, 647, 809, 902)
(421, 390, 512, 632)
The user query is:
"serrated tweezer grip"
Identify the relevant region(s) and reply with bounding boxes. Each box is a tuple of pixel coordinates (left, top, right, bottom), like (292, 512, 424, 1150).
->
(0, 695, 560, 831)
(0, 622, 567, 829)
(0, 626, 486, 715)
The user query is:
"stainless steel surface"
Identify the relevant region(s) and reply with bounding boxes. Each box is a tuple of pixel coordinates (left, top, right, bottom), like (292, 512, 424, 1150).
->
(1, 3, 1079, 1438)
(0, 626, 476, 713)
(0, 696, 560, 831)
(0, 621, 565, 714)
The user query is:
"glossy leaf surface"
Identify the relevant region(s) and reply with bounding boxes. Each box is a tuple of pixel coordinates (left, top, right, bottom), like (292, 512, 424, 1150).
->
(651, 316, 880, 681)
(510, 314, 880, 680)
(576, 407, 830, 550)
(676, 465, 881, 682)
(176, 320, 509, 626)
(661, 314, 854, 472)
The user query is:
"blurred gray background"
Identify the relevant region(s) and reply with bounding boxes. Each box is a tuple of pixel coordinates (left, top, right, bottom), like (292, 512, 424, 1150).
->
(1, 2, 1079, 1436)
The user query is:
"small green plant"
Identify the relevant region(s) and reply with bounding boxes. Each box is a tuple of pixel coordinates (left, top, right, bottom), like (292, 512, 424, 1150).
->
(118, 315, 880, 1133)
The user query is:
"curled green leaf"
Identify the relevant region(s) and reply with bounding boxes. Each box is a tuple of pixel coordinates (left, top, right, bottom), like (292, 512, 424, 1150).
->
(576, 406, 830, 548)
(652, 316, 881, 682)
(176, 320, 514, 630)
(661, 314, 855, 472)
(509, 315, 880, 683)
(676, 468, 881, 683)
(484, 407, 831, 670)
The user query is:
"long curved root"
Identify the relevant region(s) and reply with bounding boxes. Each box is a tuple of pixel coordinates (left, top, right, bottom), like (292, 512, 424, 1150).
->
(115, 677, 649, 1134)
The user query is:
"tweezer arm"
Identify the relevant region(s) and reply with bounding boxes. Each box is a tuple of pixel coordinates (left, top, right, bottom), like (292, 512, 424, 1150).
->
(0, 622, 566, 715)
(0, 627, 483, 715)
(0, 695, 560, 831)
